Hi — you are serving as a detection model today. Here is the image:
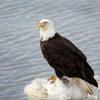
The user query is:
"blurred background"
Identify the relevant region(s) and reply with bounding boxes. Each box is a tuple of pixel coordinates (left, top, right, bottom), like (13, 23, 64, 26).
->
(0, 0, 100, 100)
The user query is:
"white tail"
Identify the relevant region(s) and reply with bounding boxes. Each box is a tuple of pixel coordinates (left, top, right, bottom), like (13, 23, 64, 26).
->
(72, 77, 96, 95)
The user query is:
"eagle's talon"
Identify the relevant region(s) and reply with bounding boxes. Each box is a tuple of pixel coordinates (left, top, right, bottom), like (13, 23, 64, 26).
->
(62, 77, 66, 80)
(48, 76, 54, 81)
(50, 81, 54, 84)
(48, 76, 57, 83)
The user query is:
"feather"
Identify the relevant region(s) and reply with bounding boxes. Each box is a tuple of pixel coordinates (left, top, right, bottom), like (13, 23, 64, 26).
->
(73, 77, 96, 95)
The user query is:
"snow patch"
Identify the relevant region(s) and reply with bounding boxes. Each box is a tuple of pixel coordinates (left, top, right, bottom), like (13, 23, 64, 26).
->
(24, 75, 100, 100)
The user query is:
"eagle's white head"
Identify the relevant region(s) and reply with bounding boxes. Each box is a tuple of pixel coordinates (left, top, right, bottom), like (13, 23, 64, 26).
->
(38, 19, 56, 41)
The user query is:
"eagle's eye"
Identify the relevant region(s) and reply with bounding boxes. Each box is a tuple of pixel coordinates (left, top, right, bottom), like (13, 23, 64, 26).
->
(43, 22, 47, 24)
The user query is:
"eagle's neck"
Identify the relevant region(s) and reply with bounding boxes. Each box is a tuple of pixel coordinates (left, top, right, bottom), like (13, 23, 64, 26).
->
(40, 26, 56, 42)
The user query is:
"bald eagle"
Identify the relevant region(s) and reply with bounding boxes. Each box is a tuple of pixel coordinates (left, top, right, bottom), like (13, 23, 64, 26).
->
(38, 19, 98, 95)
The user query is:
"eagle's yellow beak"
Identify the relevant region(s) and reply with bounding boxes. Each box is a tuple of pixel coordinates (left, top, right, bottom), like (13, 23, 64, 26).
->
(38, 22, 46, 28)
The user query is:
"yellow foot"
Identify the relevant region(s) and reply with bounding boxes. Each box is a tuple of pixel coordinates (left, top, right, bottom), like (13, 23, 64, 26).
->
(62, 77, 65, 80)
(48, 76, 65, 83)
(49, 76, 57, 83)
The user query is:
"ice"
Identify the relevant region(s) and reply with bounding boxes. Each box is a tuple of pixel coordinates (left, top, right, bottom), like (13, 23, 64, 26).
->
(24, 75, 100, 100)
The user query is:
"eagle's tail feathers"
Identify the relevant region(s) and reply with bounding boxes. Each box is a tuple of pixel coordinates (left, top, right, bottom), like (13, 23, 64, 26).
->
(73, 77, 96, 95)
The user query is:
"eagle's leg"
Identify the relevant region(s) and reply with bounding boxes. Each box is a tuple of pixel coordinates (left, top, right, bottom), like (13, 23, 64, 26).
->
(48, 69, 65, 83)
(48, 76, 65, 83)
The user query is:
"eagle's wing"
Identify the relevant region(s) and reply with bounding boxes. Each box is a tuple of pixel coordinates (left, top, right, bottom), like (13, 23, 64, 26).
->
(60, 34, 87, 61)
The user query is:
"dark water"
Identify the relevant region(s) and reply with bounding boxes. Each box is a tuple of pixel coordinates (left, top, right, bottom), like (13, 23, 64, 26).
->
(0, 0, 100, 100)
